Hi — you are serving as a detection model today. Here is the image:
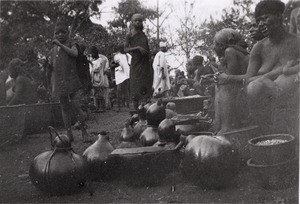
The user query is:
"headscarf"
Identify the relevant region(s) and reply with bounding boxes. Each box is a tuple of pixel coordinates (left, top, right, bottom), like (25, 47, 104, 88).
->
(131, 13, 144, 21)
(214, 28, 248, 55)
(192, 55, 204, 66)
(159, 41, 167, 47)
(255, 0, 285, 19)
(214, 28, 242, 46)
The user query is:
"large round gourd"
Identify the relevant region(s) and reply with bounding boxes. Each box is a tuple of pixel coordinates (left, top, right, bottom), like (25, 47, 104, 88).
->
(146, 100, 166, 127)
(29, 134, 87, 195)
(182, 135, 239, 189)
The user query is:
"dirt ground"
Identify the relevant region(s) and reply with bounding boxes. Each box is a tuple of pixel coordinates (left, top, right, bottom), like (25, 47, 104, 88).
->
(0, 108, 298, 203)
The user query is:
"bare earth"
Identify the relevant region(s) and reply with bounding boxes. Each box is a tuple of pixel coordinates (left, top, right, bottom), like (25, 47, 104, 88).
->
(0, 108, 298, 203)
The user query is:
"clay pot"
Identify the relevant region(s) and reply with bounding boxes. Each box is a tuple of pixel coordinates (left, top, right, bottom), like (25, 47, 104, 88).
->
(140, 126, 159, 146)
(146, 100, 166, 127)
(29, 127, 87, 195)
(82, 132, 115, 181)
(182, 135, 239, 189)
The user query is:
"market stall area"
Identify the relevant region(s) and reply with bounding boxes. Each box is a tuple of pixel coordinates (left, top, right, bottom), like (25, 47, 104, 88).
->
(0, 108, 298, 203)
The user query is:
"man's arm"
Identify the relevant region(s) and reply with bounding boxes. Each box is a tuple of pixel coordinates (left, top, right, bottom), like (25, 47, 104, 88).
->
(283, 60, 300, 75)
(124, 34, 148, 55)
(53, 40, 78, 57)
(260, 63, 283, 80)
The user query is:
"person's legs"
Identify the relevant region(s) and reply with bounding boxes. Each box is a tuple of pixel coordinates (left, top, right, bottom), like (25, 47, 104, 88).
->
(60, 96, 73, 142)
(98, 87, 106, 112)
(247, 77, 276, 134)
(273, 74, 298, 99)
(117, 84, 122, 111)
(70, 90, 92, 143)
(104, 87, 110, 110)
(124, 80, 130, 108)
(216, 85, 236, 135)
(213, 86, 221, 134)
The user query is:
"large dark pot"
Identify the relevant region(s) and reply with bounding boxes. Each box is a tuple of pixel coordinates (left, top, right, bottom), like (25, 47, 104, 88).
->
(146, 100, 166, 127)
(182, 135, 239, 189)
(29, 127, 88, 196)
(140, 126, 159, 146)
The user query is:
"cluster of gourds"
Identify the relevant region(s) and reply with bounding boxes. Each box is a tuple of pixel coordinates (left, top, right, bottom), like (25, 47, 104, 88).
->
(29, 100, 240, 196)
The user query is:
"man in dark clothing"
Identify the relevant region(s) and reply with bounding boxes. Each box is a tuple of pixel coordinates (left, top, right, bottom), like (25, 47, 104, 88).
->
(124, 13, 153, 110)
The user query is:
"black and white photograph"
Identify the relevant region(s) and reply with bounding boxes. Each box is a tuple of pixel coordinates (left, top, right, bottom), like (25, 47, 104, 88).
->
(0, 0, 299, 203)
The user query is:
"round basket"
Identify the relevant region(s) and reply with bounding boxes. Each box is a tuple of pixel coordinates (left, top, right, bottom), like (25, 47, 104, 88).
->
(247, 157, 298, 190)
(248, 134, 296, 165)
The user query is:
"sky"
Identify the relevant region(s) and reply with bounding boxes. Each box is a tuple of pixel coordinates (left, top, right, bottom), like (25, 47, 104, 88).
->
(93, 0, 290, 27)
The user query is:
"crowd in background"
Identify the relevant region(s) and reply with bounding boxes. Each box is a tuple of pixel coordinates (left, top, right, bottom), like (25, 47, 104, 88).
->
(0, 0, 299, 141)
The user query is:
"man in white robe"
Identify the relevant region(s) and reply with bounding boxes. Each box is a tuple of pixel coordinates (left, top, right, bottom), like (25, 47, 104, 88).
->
(152, 42, 171, 97)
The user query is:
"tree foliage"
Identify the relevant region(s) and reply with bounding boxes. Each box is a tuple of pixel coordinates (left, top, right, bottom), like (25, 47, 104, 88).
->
(175, 0, 201, 60)
(195, 0, 254, 57)
(109, 0, 156, 30)
(0, 0, 103, 68)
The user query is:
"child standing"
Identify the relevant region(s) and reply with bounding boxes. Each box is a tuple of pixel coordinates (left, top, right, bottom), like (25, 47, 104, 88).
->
(89, 46, 110, 112)
(41, 19, 91, 143)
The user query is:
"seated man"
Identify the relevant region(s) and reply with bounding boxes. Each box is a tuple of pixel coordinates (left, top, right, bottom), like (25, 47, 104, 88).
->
(7, 58, 37, 105)
(218, 0, 300, 134)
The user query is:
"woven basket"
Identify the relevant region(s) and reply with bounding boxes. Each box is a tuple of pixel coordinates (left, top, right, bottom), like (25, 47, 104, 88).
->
(0, 105, 26, 146)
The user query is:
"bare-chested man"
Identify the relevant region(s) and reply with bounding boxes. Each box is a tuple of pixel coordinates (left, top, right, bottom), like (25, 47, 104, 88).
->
(218, 0, 300, 134)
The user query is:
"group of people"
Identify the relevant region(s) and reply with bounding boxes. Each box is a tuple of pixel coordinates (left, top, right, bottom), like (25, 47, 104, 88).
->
(212, 0, 300, 135)
(0, 0, 299, 142)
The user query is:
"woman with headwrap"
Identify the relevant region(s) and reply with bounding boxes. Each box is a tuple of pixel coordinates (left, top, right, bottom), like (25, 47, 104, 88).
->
(124, 13, 153, 110)
(212, 28, 249, 135)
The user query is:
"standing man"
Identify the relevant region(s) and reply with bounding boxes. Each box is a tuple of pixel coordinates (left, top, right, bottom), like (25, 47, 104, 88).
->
(124, 13, 153, 110)
(152, 41, 171, 98)
(89, 46, 110, 112)
(41, 19, 91, 143)
(113, 44, 131, 111)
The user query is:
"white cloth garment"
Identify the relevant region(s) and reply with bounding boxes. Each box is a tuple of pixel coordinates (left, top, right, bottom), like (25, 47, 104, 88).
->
(113, 53, 131, 85)
(152, 51, 170, 95)
(89, 54, 109, 88)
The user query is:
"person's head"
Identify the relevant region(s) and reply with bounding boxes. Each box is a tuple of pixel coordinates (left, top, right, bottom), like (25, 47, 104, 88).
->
(159, 41, 167, 52)
(255, 0, 285, 37)
(89, 46, 99, 59)
(54, 18, 69, 44)
(192, 55, 204, 67)
(117, 43, 125, 54)
(166, 102, 176, 112)
(237, 39, 248, 50)
(249, 18, 265, 41)
(131, 13, 144, 30)
(8, 58, 24, 79)
(213, 28, 241, 57)
(208, 56, 216, 62)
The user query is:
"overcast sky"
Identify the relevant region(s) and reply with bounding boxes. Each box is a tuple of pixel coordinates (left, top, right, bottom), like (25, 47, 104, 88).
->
(93, 0, 289, 27)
